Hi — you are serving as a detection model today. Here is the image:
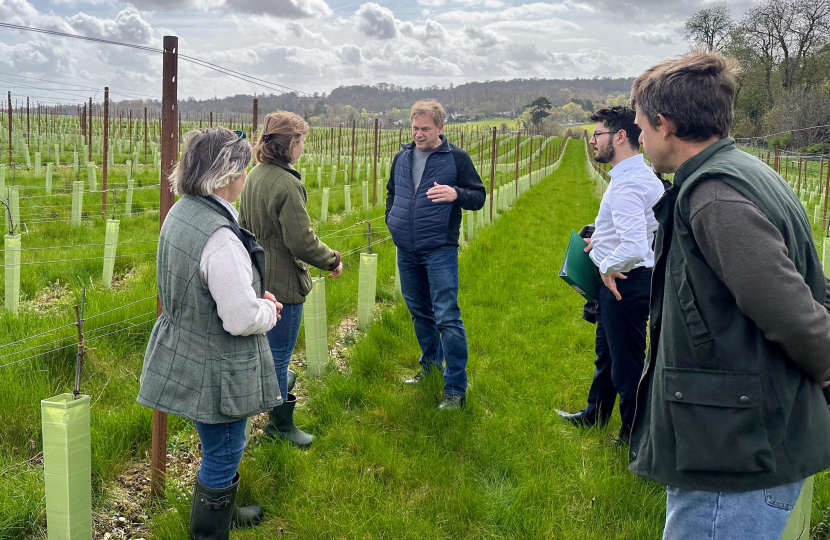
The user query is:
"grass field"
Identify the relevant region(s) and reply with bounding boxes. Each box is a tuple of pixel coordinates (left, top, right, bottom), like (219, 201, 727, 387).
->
(4, 132, 830, 539)
(447, 117, 519, 130)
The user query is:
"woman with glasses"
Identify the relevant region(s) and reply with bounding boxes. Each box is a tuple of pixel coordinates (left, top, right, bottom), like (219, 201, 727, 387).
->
(138, 127, 281, 539)
(239, 111, 342, 449)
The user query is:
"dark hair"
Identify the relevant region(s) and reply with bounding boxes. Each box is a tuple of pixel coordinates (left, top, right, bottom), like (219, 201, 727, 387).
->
(631, 51, 737, 142)
(590, 106, 640, 150)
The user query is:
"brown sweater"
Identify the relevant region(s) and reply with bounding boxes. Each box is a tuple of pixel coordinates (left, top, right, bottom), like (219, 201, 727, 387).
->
(239, 160, 338, 304)
(689, 178, 830, 382)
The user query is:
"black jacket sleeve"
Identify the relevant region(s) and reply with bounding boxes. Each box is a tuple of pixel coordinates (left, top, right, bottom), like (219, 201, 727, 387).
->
(386, 152, 400, 221)
(451, 149, 486, 211)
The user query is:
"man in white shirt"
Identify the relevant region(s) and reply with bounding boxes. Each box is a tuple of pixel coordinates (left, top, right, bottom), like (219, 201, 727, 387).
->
(556, 106, 665, 443)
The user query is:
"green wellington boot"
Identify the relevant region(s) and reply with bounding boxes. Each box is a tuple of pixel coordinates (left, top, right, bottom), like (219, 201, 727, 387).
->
(189, 473, 263, 540)
(263, 393, 314, 449)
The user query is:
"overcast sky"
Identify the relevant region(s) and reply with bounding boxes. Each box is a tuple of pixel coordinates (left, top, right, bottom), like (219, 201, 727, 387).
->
(0, 0, 761, 103)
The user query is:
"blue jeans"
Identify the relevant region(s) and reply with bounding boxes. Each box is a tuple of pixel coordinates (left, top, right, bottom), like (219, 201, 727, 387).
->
(266, 302, 304, 402)
(194, 419, 248, 489)
(397, 246, 468, 396)
(664, 479, 805, 540)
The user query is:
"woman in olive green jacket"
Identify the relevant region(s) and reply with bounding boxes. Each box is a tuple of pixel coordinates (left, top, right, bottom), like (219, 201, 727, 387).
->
(239, 111, 342, 448)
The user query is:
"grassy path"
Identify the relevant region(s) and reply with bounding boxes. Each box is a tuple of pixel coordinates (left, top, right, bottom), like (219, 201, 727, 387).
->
(151, 138, 667, 539)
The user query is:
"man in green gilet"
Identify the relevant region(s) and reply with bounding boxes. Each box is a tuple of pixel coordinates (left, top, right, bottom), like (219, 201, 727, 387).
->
(628, 51, 830, 540)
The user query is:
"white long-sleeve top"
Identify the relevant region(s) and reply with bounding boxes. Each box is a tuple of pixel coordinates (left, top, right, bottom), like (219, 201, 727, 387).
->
(199, 195, 277, 336)
(589, 154, 665, 275)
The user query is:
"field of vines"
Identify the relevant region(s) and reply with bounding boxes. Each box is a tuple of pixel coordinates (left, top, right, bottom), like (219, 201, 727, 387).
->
(2, 99, 830, 539)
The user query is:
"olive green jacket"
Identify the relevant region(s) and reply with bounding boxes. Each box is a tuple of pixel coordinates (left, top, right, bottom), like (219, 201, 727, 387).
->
(239, 160, 338, 304)
(629, 138, 830, 491)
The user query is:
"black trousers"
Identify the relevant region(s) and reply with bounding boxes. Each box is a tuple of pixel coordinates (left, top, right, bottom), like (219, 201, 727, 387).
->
(583, 268, 651, 437)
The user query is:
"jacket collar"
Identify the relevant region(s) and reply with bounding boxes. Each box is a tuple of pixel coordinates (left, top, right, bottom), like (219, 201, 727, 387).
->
(400, 134, 451, 153)
(270, 159, 302, 180)
(672, 137, 735, 188)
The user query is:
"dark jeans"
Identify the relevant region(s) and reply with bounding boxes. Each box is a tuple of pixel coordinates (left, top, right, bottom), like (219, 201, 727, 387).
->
(583, 268, 651, 437)
(397, 246, 468, 396)
(266, 302, 304, 402)
(194, 418, 247, 489)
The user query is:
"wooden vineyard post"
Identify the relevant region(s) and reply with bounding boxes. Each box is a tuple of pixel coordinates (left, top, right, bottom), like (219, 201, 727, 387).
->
(102, 87, 109, 218)
(88, 98, 93, 164)
(372, 118, 378, 206)
(490, 127, 496, 221)
(514, 129, 520, 195)
(350, 120, 356, 184)
(252, 98, 258, 143)
(151, 35, 178, 500)
(7, 92, 11, 165)
(144, 107, 148, 165)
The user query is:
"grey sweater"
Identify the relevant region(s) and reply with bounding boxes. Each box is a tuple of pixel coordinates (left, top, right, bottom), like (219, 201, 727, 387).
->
(689, 179, 830, 382)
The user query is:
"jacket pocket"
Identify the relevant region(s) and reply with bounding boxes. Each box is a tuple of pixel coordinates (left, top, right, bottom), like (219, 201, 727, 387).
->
(670, 264, 713, 345)
(219, 353, 264, 418)
(664, 367, 775, 473)
(293, 258, 313, 297)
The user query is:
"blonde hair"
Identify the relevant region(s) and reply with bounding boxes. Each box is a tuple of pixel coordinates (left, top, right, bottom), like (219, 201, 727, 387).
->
(169, 127, 252, 196)
(631, 51, 737, 142)
(410, 100, 445, 128)
(254, 111, 309, 165)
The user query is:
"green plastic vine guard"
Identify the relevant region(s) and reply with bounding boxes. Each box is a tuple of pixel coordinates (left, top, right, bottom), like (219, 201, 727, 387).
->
(467, 209, 475, 241)
(125, 179, 134, 217)
(87, 164, 96, 191)
(4, 234, 21, 314)
(357, 253, 378, 330)
(320, 188, 329, 224)
(9, 186, 19, 232)
(35, 152, 42, 177)
(459, 212, 465, 245)
(316, 168, 322, 188)
(55, 144, 60, 167)
(344, 185, 352, 216)
(41, 393, 92, 540)
(71, 181, 83, 226)
(304, 277, 327, 377)
(362, 181, 369, 212)
(330, 169, 336, 187)
(394, 247, 402, 297)
(0, 165, 5, 192)
(102, 220, 120, 288)
(72, 152, 78, 174)
(46, 163, 53, 195)
(780, 476, 813, 540)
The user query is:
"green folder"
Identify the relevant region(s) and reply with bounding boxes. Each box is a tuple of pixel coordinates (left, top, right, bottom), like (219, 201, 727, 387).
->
(559, 230, 600, 302)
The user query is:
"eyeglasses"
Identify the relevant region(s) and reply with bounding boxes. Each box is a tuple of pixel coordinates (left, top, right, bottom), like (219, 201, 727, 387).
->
(233, 129, 247, 141)
(591, 130, 619, 140)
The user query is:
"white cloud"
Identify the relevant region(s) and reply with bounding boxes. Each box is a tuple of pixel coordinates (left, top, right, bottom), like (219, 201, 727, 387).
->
(629, 30, 674, 46)
(463, 25, 503, 48)
(437, 2, 570, 23)
(355, 2, 399, 39)
(67, 8, 154, 44)
(226, 0, 332, 20)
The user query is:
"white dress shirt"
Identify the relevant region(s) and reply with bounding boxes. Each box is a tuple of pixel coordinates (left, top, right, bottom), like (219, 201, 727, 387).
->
(199, 195, 277, 336)
(589, 154, 665, 274)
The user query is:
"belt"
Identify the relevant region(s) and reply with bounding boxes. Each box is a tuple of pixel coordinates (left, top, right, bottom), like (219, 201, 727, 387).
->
(623, 266, 652, 276)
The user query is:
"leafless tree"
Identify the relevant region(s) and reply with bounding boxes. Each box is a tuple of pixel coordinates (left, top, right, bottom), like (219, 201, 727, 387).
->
(685, 6, 735, 52)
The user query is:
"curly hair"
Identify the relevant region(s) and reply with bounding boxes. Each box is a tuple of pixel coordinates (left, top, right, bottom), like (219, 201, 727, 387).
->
(254, 111, 308, 165)
(590, 106, 640, 150)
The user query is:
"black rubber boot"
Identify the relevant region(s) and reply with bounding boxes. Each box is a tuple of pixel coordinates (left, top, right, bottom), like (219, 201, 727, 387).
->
(190, 473, 262, 540)
(263, 393, 314, 449)
(286, 369, 296, 393)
